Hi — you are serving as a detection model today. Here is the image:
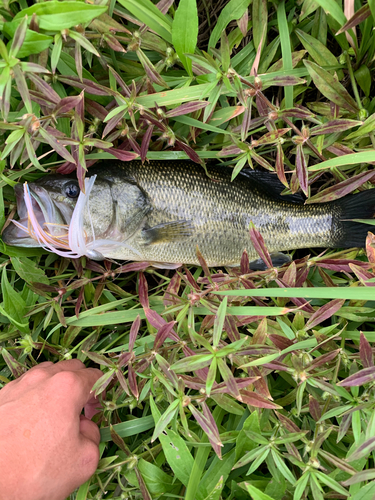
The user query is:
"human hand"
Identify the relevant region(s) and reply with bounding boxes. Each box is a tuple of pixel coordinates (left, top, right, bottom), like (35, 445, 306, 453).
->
(0, 359, 103, 500)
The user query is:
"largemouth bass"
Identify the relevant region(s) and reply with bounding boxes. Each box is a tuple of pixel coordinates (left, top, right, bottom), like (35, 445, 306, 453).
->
(2, 161, 375, 267)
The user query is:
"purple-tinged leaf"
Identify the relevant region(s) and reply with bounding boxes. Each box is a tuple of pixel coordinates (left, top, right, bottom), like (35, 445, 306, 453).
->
(134, 468, 152, 500)
(13, 65, 32, 114)
(136, 49, 168, 87)
(144, 308, 179, 341)
(116, 369, 130, 396)
(21, 62, 50, 74)
(104, 33, 127, 52)
(252, 128, 291, 147)
(265, 75, 306, 86)
(38, 127, 76, 163)
(360, 331, 374, 368)
(128, 363, 138, 399)
(275, 142, 288, 187)
(308, 349, 340, 370)
(104, 148, 139, 161)
(83, 351, 113, 367)
(366, 232, 375, 265)
(224, 316, 240, 342)
(318, 449, 357, 475)
(28, 73, 60, 104)
(304, 60, 359, 114)
(310, 119, 362, 136)
(0, 348, 26, 378)
(58, 76, 117, 96)
(102, 109, 126, 138)
(138, 272, 149, 309)
(269, 334, 293, 350)
(141, 124, 154, 163)
(349, 263, 375, 287)
(108, 66, 131, 97)
(237, 8, 249, 37)
(347, 436, 375, 462)
(252, 318, 267, 345)
(176, 140, 201, 164)
(129, 315, 141, 353)
(189, 404, 223, 458)
(295, 143, 308, 196)
(342, 468, 375, 486)
(276, 412, 301, 433)
(250, 150, 273, 171)
(336, 4, 371, 35)
(9, 16, 27, 58)
(337, 412, 352, 443)
(240, 249, 250, 275)
(166, 101, 209, 118)
(170, 353, 213, 373)
(240, 389, 281, 409)
(217, 358, 241, 400)
(196, 246, 212, 280)
(305, 299, 345, 330)
(127, 135, 142, 155)
(154, 321, 177, 350)
(249, 366, 272, 399)
(306, 169, 375, 204)
(75, 286, 84, 319)
(279, 106, 315, 120)
(163, 272, 181, 308)
(86, 99, 108, 120)
(114, 262, 151, 273)
(53, 94, 83, 116)
(219, 144, 243, 157)
(183, 267, 200, 291)
(249, 222, 272, 268)
(338, 366, 375, 387)
(326, 142, 354, 157)
(28, 90, 57, 109)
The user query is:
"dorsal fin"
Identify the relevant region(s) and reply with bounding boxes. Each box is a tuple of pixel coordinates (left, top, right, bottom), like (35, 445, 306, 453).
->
(240, 169, 305, 204)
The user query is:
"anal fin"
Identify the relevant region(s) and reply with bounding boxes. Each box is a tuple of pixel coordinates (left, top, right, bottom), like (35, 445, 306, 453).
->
(250, 252, 291, 271)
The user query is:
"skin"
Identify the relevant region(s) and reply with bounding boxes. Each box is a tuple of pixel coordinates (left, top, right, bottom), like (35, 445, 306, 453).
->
(0, 360, 103, 500)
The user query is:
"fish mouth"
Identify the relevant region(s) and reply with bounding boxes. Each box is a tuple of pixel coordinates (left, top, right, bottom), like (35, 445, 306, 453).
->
(2, 183, 72, 249)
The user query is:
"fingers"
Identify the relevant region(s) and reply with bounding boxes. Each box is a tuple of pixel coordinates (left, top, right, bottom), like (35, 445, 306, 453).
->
(79, 415, 101, 445)
(49, 367, 103, 413)
(76, 436, 100, 484)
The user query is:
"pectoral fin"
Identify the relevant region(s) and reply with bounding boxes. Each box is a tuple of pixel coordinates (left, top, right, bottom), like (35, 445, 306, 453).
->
(141, 220, 193, 245)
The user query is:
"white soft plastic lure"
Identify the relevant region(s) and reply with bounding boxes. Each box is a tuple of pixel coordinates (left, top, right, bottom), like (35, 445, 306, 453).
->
(12, 175, 97, 259)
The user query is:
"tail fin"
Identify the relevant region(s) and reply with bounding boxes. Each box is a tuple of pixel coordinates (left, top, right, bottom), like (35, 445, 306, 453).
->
(334, 189, 375, 248)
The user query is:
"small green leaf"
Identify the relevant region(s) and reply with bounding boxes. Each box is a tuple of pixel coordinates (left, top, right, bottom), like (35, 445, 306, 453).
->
(1, 267, 29, 333)
(13, 1, 108, 31)
(208, 0, 252, 53)
(172, 0, 198, 76)
(11, 257, 49, 285)
(151, 399, 179, 442)
(117, 0, 172, 43)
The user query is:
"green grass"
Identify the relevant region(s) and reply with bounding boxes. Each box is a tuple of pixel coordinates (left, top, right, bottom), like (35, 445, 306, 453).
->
(1, 0, 375, 498)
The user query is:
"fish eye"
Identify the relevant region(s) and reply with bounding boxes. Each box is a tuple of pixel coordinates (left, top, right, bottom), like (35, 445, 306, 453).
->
(64, 182, 80, 199)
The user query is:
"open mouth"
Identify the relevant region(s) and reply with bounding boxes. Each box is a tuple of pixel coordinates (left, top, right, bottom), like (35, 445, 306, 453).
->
(2, 182, 84, 258)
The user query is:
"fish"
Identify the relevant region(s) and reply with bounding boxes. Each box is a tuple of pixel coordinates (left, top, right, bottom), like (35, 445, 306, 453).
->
(2, 160, 375, 268)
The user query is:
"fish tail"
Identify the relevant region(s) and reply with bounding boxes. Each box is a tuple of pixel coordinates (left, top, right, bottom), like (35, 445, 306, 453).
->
(333, 189, 375, 248)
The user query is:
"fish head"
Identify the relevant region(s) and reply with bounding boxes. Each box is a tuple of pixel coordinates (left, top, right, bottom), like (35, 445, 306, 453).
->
(2, 170, 149, 261)
(2, 175, 80, 248)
